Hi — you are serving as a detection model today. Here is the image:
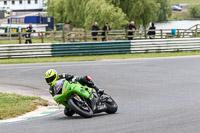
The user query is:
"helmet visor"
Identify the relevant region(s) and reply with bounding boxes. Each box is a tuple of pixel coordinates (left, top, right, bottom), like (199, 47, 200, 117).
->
(45, 74, 57, 84)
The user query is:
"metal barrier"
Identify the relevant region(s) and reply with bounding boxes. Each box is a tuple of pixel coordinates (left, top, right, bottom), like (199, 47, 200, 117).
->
(0, 43, 52, 59)
(0, 38, 200, 59)
(51, 41, 131, 56)
(131, 38, 200, 53)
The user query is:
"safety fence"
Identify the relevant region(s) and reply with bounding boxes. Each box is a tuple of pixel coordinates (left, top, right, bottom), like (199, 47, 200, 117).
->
(130, 38, 200, 53)
(0, 38, 200, 59)
(0, 24, 200, 44)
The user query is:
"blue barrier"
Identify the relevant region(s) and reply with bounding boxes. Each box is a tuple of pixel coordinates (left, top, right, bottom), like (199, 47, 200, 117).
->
(51, 41, 131, 56)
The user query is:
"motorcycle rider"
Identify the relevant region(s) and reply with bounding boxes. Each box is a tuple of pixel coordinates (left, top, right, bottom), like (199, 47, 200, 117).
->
(45, 69, 105, 116)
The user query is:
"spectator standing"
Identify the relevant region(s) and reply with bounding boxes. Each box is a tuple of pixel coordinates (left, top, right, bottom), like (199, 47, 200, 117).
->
(147, 22, 156, 39)
(91, 22, 100, 41)
(102, 23, 111, 41)
(128, 21, 136, 40)
(25, 24, 35, 44)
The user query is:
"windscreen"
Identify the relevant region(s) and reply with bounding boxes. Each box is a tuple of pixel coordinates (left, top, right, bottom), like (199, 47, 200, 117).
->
(53, 79, 65, 95)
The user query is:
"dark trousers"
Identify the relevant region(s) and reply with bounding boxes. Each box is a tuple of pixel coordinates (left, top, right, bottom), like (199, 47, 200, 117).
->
(92, 36, 97, 41)
(25, 39, 32, 44)
(128, 32, 133, 40)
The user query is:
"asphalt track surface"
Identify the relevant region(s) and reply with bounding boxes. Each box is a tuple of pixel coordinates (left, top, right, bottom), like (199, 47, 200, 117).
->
(1, 56, 200, 133)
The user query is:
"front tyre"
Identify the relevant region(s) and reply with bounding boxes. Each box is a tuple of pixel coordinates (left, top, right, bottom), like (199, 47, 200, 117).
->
(104, 97, 118, 114)
(67, 98, 93, 118)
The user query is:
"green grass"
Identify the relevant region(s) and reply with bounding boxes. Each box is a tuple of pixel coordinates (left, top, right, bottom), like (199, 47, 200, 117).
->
(1, 51, 200, 64)
(169, 10, 190, 20)
(170, 0, 200, 4)
(0, 92, 48, 120)
(0, 38, 64, 44)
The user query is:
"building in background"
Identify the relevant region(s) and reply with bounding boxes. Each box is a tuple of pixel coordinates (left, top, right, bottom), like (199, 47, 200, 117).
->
(0, 0, 44, 11)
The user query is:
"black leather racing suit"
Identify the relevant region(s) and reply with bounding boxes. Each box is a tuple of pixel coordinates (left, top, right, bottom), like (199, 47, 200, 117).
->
(49, 74, 99, 96)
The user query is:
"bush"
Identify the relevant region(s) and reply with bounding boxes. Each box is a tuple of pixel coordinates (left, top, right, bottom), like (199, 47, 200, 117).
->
(189, 4, 200, 18)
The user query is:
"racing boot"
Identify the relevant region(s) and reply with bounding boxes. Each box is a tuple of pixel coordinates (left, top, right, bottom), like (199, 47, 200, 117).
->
(64, 107, 75, 117)
(95, 102, 107, 113)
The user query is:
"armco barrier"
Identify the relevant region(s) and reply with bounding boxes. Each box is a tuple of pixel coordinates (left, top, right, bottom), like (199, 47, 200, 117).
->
(0, 41, 131, 59)
(1, 38, 200, 59)
(0, 43, 52, 59)
(52, 41, 131, 56)
(131, 38, 200, 53)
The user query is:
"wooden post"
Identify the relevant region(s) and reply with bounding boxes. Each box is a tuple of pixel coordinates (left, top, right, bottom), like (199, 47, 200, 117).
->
(177, 29, 180, 38)
(41, 32, 44, 43)
(195, 25, 198, 37)
(144, 29, 147, 39)
(105, 31, 108, 41)
(125, 27, 128, 40)
(84, 30, 87, 42)
(62, 30, 65, 43)
(18, 32, 22, 44)
(160, 29, 163, 39)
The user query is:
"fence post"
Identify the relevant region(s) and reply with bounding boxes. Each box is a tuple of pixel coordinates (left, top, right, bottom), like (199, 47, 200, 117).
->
(160, 29, 163, 39)
(195, 25, 198, 37)
(105, 31, 108, 41)
(125, 27, 128, 40)
(144, 29, 147, 39)
(41, 32, 44, 43)
(62, 30, 65, 43)
(18, 32, 22, 44)
(177, 29, 180, 38)
(84, 30, 87, 42)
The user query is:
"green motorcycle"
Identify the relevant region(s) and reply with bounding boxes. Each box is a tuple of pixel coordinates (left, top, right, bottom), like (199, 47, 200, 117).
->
(53, 79, 118, 118)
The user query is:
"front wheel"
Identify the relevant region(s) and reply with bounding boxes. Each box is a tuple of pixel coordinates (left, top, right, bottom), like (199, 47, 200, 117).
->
(103, 96, 118, 114)
(67, 96, 93, 118)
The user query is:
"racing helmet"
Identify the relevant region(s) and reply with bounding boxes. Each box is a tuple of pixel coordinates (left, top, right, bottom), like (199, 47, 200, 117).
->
(45, 69, 59, 86)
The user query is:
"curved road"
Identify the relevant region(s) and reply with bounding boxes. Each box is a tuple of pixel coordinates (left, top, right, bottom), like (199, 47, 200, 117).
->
(1, 56, 200, 133)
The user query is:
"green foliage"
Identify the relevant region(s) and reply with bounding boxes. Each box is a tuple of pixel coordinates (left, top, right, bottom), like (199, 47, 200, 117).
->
(106, 0, 120, 6)
(119, 0, 159, 28)
(189, 4, 200, 18)
(47, 0, 67, 23)
(64, 0, 89, 27)
(85, 0, 128, 29)
(47, 0, 171, 29)
(156, 0, 172, 22)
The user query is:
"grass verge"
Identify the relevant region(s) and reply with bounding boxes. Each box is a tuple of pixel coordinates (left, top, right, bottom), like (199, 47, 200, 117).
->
(170, 0, 200, 4)
(1, 51, 200, 64)
(0, 38, 64, 44)
(0, 92, 48, 120)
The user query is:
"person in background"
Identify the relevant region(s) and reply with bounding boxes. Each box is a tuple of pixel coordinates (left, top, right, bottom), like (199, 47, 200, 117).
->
(128, 21, 136, 40)
(91, 22, 100, 41)
(102, 23, 111, 41)
(25, 24, 35, 44)
(147, 22, 156, 39)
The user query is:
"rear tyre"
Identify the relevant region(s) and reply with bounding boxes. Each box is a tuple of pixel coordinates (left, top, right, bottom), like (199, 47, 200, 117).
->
(67, 98, 93, 118)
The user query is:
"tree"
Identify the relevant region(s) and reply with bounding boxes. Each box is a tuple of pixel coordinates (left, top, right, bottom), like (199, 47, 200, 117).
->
(64, 0, 89, 27)
(47, 0, 89, 27)
(106, 0, 120, 7)
(156, 0, 172, 22)
(85, 0, 128, 29)
(189, 4, 200, 18)
(47, 0, 67, 23)
(119, 0, 159, 28)
(47, 0, 165, 29)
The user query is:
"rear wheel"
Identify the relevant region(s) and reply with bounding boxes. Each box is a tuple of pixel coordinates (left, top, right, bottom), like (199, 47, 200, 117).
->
(67, 96, 93, 118)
